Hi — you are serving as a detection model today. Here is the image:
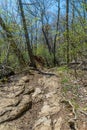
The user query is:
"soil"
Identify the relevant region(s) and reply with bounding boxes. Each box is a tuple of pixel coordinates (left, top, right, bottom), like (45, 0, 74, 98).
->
(0, 68, 87, 130)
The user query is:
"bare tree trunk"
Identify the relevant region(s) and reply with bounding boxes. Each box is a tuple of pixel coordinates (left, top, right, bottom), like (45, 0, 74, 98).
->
(42, 27, 52, 54)
(41, 12, 52, 55)
(66, 0, 70, 64)
(18, 0, 36, 68)
(5, 42, 10, 64)
(0, 16, 26, 67)
(35, 19, 38, 55)
(83, 0, 86, 20)
(53, 0, 60, 66)
(71, 0, 77, 62)
(71, 0, 75, 29)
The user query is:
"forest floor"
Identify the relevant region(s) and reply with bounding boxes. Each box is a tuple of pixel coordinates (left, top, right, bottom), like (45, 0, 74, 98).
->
(0, 67, 87, 130)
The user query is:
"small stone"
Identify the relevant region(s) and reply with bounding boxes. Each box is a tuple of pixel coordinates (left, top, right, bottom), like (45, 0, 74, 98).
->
(32, 88, 41, 97)
(54, 117, 62, 130)
(0, 124, 20, 130)
(34, 117, 51, 130)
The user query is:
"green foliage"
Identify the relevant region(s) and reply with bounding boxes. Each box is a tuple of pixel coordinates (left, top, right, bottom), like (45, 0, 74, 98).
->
(57, 66, 69, 72)
(61, 78, 69, 84)
(36, 44, 54, 66)
(0, 0, 87, 69)
(0, 43, 7, 63)
(63, 85, 73, 93)
(56, 20, 87, 63)
(82, 106, 87, 111)
(22, 51, 29, 62)
(81, 3, 87, 11)
(71, 99, 79, 110)
(57, 42, 67, 62)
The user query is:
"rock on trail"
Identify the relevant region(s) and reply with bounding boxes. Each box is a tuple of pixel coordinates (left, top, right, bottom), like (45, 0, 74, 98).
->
(33, 76, 63, 130)
(0, 70, 85, 130)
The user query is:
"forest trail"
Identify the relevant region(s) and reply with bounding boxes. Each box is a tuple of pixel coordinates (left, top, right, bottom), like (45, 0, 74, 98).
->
(0, 69, 87, 130)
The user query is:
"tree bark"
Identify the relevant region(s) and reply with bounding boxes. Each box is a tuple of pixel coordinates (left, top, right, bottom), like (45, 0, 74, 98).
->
(53, 0, 60, 66)
(0, 16, 26, 67)
(42, 27, 52, 54)
(18, 0, 36, 68)
(83, 0, 86, 20)
(66, 0, 70, 64)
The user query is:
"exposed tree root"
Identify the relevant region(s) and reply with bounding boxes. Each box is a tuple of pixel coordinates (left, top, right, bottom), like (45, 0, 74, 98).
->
(61, 99, 78, 130)
(79, 110, 87, 116)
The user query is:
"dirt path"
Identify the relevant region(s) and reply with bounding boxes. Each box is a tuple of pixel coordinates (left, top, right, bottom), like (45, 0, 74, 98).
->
(0, 69, 87, 130)
(33, 75, 63, 130)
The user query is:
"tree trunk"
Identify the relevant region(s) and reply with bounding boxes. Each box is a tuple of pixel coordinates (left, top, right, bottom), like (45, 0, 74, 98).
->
(66, 0, 70, 64)
(53, 0, 60, 66)
(83, 0, 86, 20)
(0, 16, 26, 67)
(42, 27, 52, 55)
(18, 0, 36, 68)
